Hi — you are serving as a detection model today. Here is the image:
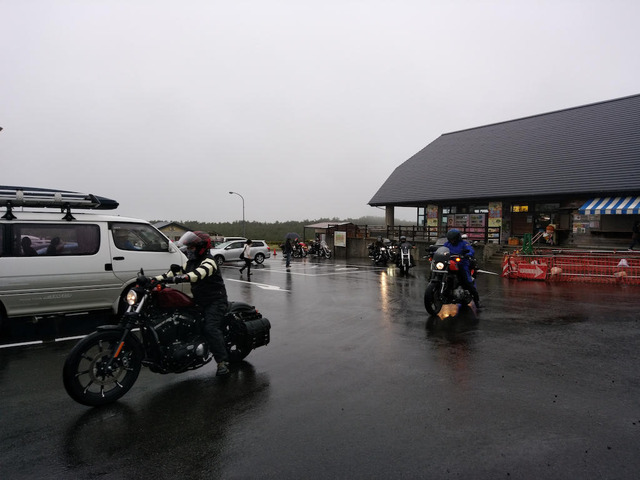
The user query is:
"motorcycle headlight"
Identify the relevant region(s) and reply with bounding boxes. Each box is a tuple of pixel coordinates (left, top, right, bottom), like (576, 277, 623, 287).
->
(126, 289, 139, 305)
(435, 262, 445, 270)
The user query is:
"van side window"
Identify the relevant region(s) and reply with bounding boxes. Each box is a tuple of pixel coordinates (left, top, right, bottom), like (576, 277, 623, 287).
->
(12, 224, 100, 256)
(111, 223, 169, 252)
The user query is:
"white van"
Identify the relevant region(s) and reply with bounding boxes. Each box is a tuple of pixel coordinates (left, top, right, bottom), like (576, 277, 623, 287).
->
(0, 186, 187, 329)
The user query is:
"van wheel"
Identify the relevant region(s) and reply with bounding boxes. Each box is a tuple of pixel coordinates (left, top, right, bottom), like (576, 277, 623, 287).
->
(254, 253, 265, 264)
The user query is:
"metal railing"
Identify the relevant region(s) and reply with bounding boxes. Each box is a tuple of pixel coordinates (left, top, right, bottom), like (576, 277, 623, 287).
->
(348, 225, 501, 244)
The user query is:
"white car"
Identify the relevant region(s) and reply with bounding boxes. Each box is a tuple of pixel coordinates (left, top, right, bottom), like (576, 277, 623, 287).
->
(210, 240, 271, 265)
(0, 186, 187, 329)
(212, 236, 247, 248)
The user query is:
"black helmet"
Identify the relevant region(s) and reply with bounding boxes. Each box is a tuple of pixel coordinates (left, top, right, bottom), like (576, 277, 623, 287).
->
(400, 236, 407, 242)
(177, 231, 211, 258)
(446, 229, 462, 245)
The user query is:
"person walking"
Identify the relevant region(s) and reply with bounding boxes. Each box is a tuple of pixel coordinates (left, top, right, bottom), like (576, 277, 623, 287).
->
(283, 238, 293, 269)
(239, 239, 253, 276)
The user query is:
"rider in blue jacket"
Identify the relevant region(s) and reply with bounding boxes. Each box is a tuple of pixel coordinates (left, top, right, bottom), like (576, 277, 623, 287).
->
(444, 229, 482, 308)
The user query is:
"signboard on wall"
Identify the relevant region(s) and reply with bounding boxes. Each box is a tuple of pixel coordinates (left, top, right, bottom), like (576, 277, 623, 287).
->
(454, 214, 469, 227)
(489, 202, 502, 227)
(427, 204, 438, 227)
(334, 231, 346, 247)
(470, 214, 485, 227)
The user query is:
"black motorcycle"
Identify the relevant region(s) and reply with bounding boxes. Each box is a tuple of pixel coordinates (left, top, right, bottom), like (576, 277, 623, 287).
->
(368, 241, 390, 266)
(63, 270, 271, 406)
(424, 246, 478, 315)
(396, 244, 414, 276)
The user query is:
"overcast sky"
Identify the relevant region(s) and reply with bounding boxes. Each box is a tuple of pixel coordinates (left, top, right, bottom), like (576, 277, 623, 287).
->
(2, 0, 639, 223)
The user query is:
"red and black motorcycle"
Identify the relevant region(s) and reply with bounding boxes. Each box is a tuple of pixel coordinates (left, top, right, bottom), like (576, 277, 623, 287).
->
(63, 270, 271, 406)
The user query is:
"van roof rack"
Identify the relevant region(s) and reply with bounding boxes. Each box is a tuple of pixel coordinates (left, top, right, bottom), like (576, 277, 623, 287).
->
(1, 186, 119, 220)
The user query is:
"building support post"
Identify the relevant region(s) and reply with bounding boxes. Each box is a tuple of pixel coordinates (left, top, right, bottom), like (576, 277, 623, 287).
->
(385, 206, 395, 227)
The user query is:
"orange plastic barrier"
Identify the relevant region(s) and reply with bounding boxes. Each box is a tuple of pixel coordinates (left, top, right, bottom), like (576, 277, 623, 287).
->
(502, 250, 640, 284)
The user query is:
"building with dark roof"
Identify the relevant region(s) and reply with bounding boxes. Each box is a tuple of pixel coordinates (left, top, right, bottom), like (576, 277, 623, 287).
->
(153, 221, 191, 242)
(369, 94, 640, 247)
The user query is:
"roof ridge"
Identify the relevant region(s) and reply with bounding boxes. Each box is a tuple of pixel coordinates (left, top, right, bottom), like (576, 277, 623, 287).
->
(443, 92, 640, 136)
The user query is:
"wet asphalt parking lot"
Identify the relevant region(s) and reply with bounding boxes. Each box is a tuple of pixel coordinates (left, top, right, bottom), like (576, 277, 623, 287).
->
(1, 255, 640, 479)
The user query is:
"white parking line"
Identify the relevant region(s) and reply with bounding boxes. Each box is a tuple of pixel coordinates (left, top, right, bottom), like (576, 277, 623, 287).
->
(0, 340, 43, 349)
(0, 335, 86, 349)
(264, 265, 364, 277)
(225, 278, 290, 291)
(222, 263, 367, 277)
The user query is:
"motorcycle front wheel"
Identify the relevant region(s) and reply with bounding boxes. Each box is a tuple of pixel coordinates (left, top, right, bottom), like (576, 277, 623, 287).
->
(63, 330, 143, 407)
(424, 283, 444, 315)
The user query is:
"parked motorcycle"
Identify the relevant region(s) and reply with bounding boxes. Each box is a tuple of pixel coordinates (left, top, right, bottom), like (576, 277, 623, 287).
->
(396, 243, 414, 276)
(63, 270, 271, 406)
(292, 241, 308, 258)
(424, 245, 478, 315)
(310, 240, 332, 258)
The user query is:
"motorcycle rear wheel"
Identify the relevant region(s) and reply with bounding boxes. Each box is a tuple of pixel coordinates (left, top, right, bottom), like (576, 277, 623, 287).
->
(225, 334, 252, 363)
(424, 283, 444, 315)
(63, 330, 142, 406)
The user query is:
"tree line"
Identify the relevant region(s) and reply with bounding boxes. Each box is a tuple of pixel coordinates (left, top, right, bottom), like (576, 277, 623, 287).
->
(150, 216, 411, 243)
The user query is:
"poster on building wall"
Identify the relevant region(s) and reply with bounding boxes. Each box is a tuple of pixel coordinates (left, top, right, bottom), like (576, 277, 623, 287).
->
(488, 202, 502, 227)
(572, 213, 599, 234)
(427, 204, 438, 227)
(454, 214, 469, 227)
(334, 231, 346, 247)
(470, 214, 485, 227)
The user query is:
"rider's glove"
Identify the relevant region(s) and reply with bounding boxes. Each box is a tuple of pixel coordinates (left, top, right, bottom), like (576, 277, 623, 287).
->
(170, 274, 189, 284)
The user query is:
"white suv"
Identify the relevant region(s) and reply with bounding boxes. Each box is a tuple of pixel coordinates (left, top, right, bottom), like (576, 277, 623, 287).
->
(0, 186, 187, 330)
(210, 239, 271, 265)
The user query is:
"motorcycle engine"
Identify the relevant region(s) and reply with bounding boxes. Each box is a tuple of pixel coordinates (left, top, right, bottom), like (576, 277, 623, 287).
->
(154, 312, 210, 372)
(452, 286, 472, 305)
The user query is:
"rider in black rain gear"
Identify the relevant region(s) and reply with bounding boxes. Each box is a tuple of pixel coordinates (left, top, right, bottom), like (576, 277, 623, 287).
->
(155, 231, 230, 376)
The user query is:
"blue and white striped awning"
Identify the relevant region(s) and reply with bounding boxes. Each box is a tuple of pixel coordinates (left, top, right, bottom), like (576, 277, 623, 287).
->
(579, 196, 640, 215)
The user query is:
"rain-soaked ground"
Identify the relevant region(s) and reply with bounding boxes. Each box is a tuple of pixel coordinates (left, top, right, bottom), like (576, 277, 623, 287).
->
(1, 256, 640, 479)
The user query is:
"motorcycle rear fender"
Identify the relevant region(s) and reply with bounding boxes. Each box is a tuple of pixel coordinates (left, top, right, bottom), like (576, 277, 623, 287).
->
(228, 301, 257, 314)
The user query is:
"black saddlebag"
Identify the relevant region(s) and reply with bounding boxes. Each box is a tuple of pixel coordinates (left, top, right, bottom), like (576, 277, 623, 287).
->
(239, 317, 271, 349)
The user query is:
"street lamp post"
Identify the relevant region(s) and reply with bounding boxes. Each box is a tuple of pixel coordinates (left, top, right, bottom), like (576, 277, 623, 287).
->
(228, 191, 245, 238)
